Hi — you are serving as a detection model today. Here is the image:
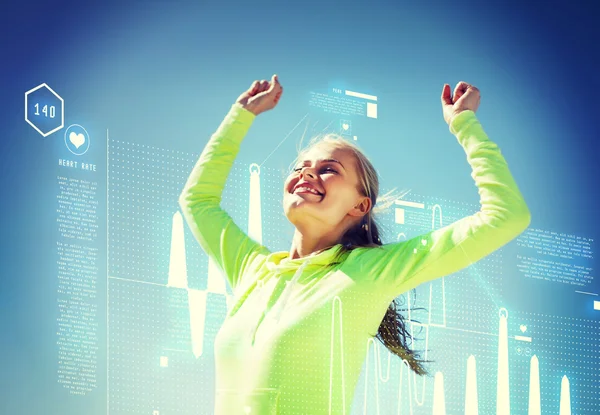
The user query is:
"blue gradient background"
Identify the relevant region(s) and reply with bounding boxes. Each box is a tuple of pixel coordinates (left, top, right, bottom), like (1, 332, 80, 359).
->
(1, 0, 599, 414)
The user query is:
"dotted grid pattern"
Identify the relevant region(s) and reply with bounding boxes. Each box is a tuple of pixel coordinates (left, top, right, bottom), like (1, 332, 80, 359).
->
(398, 326, 499, 415)
(109, 279, 224, 414)
(259, 165, 296, 251)
(108, 138, 253, 287)
(109, 140, 185, 284)
(107, 139, 596, 413)
(348, 193, 507, 413)
(394, 194, 504, 334)
(108, 140, 238, 414)
(510, 311, 600, 415)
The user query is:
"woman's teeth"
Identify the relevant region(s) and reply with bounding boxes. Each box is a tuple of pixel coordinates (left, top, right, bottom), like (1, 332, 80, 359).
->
(295, 187, 321, 195)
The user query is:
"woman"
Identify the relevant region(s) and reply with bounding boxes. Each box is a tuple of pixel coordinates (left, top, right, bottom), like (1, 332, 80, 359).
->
(178, 75, 531, 414)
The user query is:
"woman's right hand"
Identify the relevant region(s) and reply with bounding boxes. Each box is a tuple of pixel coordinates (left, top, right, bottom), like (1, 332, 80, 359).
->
(441, 81, 480, 125)
(236, 74, 283, 116)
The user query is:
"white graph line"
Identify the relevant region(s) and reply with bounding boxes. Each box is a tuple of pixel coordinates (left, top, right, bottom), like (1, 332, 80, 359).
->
(575, 290, 598, 296)
(397, 359, 418, 415)
(108, 275, 168, 287)
(318, 118, 336, 134)
(329, 296, 346, 415)
(404, 203, 444, 404)
(259, 113, 309, 167)
(427, 279, 447, 329)
(430, 204, 447, 328)
(106, 129, 110, 415)
(363, 339, 382, 415)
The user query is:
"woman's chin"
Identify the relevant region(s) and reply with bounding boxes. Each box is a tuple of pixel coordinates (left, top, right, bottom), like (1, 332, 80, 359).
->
(283, 199, 318, 217)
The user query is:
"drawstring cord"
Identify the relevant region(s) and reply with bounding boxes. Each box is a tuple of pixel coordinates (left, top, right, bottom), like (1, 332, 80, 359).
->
(249, 258, 312, 344)
(273, 259, 311, 322)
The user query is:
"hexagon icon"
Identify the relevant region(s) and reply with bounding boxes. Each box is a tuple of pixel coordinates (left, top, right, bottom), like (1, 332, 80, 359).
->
(25, 83, 64, 137)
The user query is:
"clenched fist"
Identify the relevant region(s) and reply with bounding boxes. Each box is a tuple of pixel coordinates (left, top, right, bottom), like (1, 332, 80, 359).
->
(236, 74, 283, 116)
(441, 81, 480, 125)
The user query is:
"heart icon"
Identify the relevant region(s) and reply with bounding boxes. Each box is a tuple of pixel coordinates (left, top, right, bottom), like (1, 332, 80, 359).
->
(69, 132, 85, 149)
(520, 325, 527, 333)
(342, 123, 349, 130)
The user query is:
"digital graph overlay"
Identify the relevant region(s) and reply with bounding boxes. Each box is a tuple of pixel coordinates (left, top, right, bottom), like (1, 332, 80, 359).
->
(107, 119, 597, 414)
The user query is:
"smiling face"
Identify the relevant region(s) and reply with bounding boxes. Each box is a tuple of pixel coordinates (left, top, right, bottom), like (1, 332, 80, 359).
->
(283, 142, 371, 234)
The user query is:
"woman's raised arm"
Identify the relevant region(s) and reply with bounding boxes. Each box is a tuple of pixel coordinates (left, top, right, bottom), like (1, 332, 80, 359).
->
(178, 75, 283, 291)
(343, 83, 531, 297)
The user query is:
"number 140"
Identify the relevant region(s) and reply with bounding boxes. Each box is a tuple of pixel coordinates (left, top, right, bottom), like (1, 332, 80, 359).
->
(35, 103, 56, 118)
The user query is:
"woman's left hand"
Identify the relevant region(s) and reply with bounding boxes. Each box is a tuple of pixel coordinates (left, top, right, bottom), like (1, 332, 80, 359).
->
(441, 81, 480, 125)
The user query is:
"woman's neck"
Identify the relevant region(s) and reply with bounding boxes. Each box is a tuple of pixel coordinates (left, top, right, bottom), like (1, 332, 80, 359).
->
(288, 229, 340, 260)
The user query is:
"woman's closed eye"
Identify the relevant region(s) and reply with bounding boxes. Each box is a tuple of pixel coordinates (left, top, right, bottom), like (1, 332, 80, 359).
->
(293, 167, 337, 174)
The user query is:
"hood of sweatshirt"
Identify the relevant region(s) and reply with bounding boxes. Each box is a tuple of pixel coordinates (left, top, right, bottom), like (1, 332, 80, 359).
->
(229, 244, 348, 330)
(264, 243, 345, 273)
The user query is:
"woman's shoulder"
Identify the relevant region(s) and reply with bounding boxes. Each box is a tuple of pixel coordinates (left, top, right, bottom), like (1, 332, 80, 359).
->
(336, 243, 386, 271)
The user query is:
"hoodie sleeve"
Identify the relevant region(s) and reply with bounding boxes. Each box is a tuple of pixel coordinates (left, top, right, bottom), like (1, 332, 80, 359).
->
(178, 103, 270, 291)
(345, 110, 531, 297)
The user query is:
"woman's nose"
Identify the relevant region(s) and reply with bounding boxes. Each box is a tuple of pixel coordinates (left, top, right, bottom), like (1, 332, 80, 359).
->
(301, 169, 316, 179)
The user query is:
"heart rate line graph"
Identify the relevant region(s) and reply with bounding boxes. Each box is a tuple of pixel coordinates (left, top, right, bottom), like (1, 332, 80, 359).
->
(165, 163, 577, 413)
(166, 210, 232, 358)
(357, 306, 574, 414)
(164, 163, 265, 358)
(107, 142, 593, 414)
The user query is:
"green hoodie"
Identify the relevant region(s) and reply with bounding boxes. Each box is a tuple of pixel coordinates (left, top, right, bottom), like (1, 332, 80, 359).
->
(179, 103, 531, 414)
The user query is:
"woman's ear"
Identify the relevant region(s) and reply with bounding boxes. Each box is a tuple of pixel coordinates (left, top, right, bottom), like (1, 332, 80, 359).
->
(350, 196, 372, 216)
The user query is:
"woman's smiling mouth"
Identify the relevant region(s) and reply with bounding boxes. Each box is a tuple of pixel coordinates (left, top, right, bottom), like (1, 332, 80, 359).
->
(295, 186, 322, 196)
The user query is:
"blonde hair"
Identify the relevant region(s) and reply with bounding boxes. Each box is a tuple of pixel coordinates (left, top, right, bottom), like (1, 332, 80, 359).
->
(287, 132, 430, 376)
